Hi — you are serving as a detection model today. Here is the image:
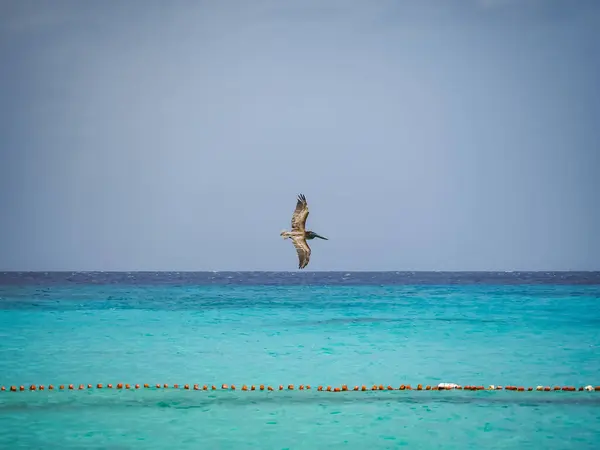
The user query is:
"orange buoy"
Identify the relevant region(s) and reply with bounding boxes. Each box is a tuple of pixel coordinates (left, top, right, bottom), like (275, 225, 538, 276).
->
(203, 385, 208, 390)
(39, 385, 45, 390)
(135, 384, 140, 389)
(288, 384, 294, 390)
(268, 386, 274, 391)
(241, 385, 247, 391)
(417, 384, 423, 390)
(48, 385, 54, 390)
(173, 384, 178, 389)
(299, 385, 304, 390)
(406, 385, 413, 390)
(527, 387, 533, 391)
(341, 385, 348, 391)
(10, 386, 17, 392)
(221, 384, 228, 390)
(425, 385, 431, 390)
(59, 385, 65, 390)
(164, 384, 168, 388)
(117, 383, 123, 389)
(0, 386, 5, 391)
(333, 387, 340, 392)
(144, 384, 149, 388)
(251, 385, 256, 391)
(125, 384, 130, 389)
(68, 384, 74, 390)
(155, 384, 160, 388)
(193, 384, 199, 390)
(306, 385, 311, 389)
(354, 386, 359, 391)
(595, 386, 600, 391)
(259, 384, 265, 391)
(78, 385, 84, 390)
(108, 384, 113, 389)
(184, 384, 189, 390)
(361, 385, 367, 391)
(211, 385, 216, 390)
(231, 385, 236, 390)
(326, 386, 332, 392)
(29, 385, 36, 391)
(97, 383, 103, 389)
(278, 385, 283, 391)
(317, 386, 323, 391)
(371, 385, 377, 391)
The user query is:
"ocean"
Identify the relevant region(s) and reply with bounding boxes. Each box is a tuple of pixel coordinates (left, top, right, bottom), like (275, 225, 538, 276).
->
(1, 271, 599, 449)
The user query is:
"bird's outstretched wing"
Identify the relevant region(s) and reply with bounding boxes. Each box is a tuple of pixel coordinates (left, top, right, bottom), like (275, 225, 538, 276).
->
(291, 194, 309, 231)
(291, 236, 311, 269)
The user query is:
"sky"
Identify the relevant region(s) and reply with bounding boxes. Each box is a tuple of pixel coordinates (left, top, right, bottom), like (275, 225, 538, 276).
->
(0, 0, 599, 271)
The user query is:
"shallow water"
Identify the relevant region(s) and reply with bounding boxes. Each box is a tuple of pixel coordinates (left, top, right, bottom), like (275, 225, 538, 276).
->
(1, 272, 600, 449)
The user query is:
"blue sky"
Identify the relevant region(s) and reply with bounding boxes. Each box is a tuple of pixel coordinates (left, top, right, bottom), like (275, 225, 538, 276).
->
(0, 0, 598, 271)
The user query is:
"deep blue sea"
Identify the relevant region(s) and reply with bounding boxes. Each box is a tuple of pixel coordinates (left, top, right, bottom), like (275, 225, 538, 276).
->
(1, 271, 600, 449)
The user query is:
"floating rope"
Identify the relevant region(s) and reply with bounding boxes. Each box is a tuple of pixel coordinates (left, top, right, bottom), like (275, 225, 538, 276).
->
(1, 383, 599, 392)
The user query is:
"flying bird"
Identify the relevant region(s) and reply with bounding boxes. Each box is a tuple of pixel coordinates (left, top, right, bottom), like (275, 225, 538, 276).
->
(280, 194, 328, 269)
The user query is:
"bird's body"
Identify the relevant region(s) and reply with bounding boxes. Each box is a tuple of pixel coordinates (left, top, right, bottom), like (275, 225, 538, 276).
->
(280, 194, 328, 269)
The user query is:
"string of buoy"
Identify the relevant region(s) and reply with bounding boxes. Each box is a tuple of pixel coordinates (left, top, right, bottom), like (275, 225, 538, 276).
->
(1, 383, 599, 392)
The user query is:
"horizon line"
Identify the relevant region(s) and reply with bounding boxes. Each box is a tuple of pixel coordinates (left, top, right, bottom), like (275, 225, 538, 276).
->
(1, 270, 599, 274)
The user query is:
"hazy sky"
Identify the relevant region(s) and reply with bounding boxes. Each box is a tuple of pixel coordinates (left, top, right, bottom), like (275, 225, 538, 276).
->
(0, 0, 599, 271)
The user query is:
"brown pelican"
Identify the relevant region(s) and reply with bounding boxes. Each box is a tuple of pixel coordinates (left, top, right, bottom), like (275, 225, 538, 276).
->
(280, 194, 328, 269)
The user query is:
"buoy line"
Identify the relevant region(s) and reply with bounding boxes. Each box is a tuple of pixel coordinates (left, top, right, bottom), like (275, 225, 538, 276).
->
(2, 383, 599, 393)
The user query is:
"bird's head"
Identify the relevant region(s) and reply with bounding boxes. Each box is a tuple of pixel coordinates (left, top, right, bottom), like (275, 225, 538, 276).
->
(307, 231, 328, 240)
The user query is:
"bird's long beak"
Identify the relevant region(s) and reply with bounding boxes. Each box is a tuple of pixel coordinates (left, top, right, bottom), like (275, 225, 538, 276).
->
(314, 233, 328, 240)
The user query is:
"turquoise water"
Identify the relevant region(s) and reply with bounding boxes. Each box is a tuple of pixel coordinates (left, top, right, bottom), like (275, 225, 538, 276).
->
(1, 272, 600, 449)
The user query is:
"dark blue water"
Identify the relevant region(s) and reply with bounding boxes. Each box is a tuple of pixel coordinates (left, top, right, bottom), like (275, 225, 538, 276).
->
(1, 272, 599, 449)
(2, 270, 599, 286)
